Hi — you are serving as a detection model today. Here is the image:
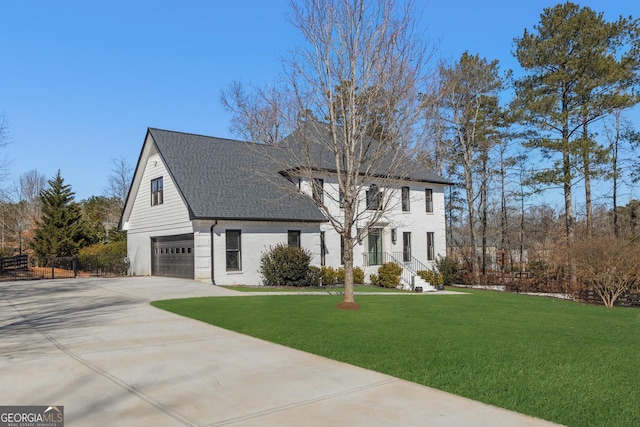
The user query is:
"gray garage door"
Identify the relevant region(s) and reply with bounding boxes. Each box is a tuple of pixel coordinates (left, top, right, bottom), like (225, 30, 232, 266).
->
(151, 234, 194, 279)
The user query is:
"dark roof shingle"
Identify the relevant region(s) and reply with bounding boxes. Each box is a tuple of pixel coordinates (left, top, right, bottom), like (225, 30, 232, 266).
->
(148, 128, 326, 222)
(278, 122, 450, 185)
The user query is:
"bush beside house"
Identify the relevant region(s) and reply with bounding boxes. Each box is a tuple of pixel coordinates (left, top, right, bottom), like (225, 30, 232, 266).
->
(259, 244, 312, 286)
(370, 262, 403, 288)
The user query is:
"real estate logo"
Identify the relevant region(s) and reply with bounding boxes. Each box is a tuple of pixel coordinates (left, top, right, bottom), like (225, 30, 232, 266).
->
(0, 406, 63, 427)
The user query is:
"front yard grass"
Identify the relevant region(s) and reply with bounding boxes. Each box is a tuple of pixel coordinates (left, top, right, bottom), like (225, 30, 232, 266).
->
(152, 290, 640, 427)
(220, 284, 411, 293)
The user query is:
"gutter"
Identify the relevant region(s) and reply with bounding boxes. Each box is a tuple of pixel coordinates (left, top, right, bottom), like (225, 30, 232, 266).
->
(210, 220, 218, 285)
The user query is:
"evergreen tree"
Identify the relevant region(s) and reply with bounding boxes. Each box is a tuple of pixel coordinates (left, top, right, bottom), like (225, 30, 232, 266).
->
(32, 171, 88, 256)
(513, 2, 640, 285)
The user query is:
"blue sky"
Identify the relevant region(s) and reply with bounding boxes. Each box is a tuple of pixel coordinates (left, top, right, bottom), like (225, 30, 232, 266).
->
(1, 0, 638, 202)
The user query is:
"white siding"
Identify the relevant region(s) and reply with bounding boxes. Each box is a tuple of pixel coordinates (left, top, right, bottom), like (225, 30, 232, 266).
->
(123, 151, 193, 276)
(123, 137, 447, 285)
(205, 220, 322, 286)
(299, 174, 447, 281)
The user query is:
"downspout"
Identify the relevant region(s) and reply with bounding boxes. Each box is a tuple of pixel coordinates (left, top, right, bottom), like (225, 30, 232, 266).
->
(210, 220, 218, 285)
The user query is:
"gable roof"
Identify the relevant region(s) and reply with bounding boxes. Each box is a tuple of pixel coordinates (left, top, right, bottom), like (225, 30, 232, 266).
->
(278, 121, 451, 185)
(143, 128, 327, 222)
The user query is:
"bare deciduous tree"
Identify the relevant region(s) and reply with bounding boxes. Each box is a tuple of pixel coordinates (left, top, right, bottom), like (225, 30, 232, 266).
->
(433, 52, 504, 284)
(238, 0, 435, 309)
(220, 81, 290, 145)
(15, 170, 47, 252)
(104, 157, 133, 208)
(572, 236, 640, 307)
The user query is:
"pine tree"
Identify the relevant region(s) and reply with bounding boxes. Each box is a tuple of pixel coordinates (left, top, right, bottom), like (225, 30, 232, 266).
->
(513, 2, 640, 286)
(32, 171, 87, 256)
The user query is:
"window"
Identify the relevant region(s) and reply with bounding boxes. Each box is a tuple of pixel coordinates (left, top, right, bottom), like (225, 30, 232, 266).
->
(366, 184, 382, 210)
(340, 235, 344, 265)
(368, 229, 383, 265)
(313, 178, 324, 203)
(403, 232, 411, 262)
(226, 230, 242, 271)
(151, 177, 163, 206)
(425, 189, 433, 213)
(427, 232, 435, 261)
(320, 231, 326, 266)
(288, 230, 301, 248)
(401, 187, 410, 212)
(339, 189, 345, 209)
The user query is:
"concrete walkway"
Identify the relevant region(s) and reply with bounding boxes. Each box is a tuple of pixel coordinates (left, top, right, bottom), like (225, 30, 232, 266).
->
(0, 276, 562, 426)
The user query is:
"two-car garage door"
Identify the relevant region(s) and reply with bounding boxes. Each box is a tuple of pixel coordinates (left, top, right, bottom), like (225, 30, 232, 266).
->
(151, 234, 194, 279)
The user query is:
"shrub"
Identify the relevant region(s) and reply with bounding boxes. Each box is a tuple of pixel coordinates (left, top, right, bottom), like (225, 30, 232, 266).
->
(307, 266, 322, 286)
(571, 236, 640, 307)
(320, 266, 338, 286)
(372, 262, 403, 288)
(353, 267, 365, 284)
(369, 273, 379, 287)
(417, 269, 444, 285)
(333, 266, 365, 285)
(77, 241, 129, 276)
(259, 244, 312, 286)
(434, 255, 459, 286)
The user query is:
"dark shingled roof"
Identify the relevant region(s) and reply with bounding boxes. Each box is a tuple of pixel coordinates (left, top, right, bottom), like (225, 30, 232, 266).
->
(148, 128, 327, 222)
(278, 122, 451, 185)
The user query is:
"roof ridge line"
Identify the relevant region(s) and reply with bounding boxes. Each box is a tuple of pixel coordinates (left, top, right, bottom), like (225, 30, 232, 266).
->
(148, 127, 269, 147)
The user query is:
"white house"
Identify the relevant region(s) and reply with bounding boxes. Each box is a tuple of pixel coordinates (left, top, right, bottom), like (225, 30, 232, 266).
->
(120, 127, 449, 288)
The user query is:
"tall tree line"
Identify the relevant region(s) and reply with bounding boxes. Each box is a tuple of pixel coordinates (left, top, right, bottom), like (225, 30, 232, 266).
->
(427, 2, 640, 285)
(220, 1, 639, 292)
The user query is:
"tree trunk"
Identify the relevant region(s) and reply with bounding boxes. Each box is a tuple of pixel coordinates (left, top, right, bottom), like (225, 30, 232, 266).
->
(563, 147, 577, 289)
(464, 157, 478, 284)
(481, 154, 488, 275)
(337, 211, 359, 310)
(343, 240, 355, 303)
(611, 111, 621, 238)
(562, 90, 577, 289)
(583, 122, 593, 237)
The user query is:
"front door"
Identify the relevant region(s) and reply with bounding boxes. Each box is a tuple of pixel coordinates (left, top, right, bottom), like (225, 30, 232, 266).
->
(368, 228, 383, 265)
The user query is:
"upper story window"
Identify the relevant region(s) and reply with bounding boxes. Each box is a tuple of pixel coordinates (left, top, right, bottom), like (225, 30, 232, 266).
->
(425, 188, 433, 213)
(401, 187, 410, 212)
(313, 178, 324, 203)
(366, 184, 382, 210)
(339, 189, 345, 209)
(288, 230, 301, 248)
(151, 177, 163, 206)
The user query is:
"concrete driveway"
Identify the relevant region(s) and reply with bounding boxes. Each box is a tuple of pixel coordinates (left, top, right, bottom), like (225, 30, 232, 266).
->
(0, 276, 562, 426)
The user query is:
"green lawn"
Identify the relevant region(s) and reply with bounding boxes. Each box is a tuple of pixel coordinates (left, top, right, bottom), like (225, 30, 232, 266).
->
(220, 285, 412, 293)
(152, 290, 640, 427)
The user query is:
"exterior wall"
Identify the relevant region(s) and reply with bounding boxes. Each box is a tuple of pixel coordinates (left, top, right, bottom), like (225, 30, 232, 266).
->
(122, 150, 193, 276)
(123, 142, 447, 285)
(299, 174, 447, 280)
(200, 220, 322, 286)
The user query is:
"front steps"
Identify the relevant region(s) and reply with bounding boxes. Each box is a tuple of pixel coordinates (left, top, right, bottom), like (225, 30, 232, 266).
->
(407, 275, 436, 292)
